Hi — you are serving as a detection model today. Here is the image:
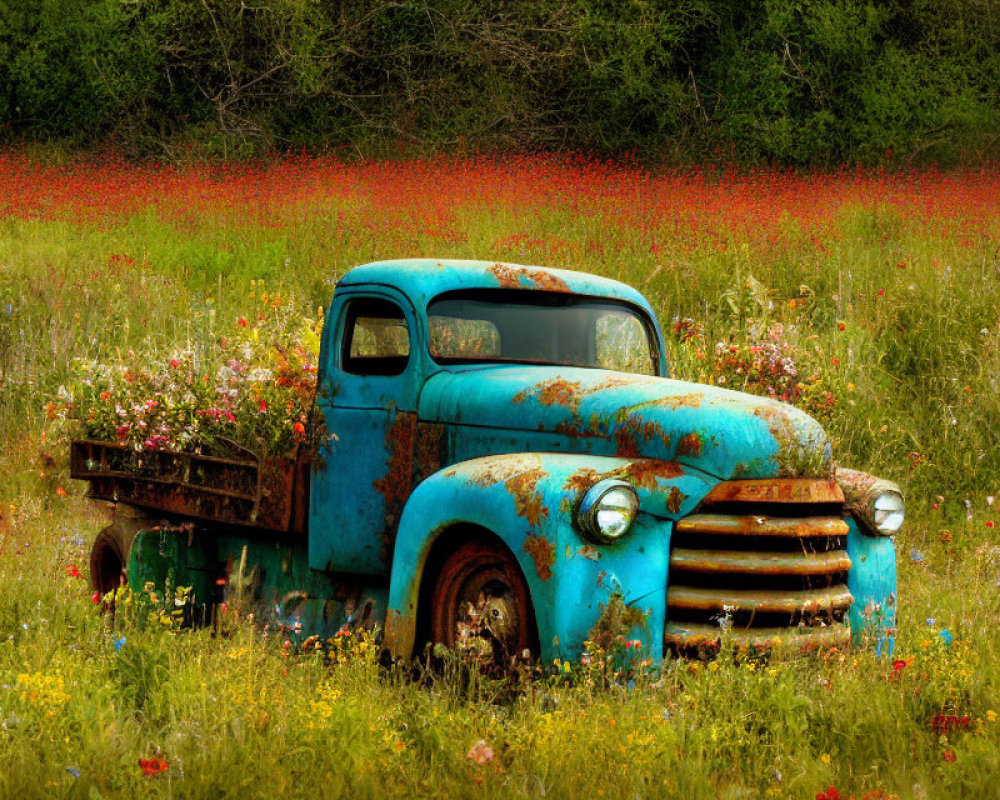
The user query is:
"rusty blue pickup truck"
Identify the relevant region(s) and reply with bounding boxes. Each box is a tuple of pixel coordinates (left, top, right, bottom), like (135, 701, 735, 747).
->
(72, 259, 900, 664)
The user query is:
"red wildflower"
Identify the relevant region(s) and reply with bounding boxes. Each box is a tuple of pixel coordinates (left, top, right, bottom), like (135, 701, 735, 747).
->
(943, 749, 956, 763)
(877, 288, 886, 297)
(169, 359, 180, 368)
(91, 591, 101, 603)
(139, 758, 168, 776)
(931, 713, 971, 734)
(238, 317, 249, 327)
(986, 521, 995, 528)
(65, 564, 83, 579)
(890, 657, 914, 680)
(816, 787, 843, 800)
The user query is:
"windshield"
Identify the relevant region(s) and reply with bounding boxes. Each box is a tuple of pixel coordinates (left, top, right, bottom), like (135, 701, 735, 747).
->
(427, 289, 659, 375)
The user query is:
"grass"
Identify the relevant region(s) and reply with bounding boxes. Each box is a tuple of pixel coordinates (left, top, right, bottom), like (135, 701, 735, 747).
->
(1, 153, 999, 798)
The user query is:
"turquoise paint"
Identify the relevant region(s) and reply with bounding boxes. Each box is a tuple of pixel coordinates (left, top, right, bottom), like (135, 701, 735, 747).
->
(108, 259, 897, 662)
(387, 452, 715, 662)
(845, 518, 898, 642)
(419, 364, 833, 479)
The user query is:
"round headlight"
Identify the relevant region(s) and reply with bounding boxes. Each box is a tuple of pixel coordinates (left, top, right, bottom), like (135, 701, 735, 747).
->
(872, 491, 905, 535)
(578, 480, 639, 543)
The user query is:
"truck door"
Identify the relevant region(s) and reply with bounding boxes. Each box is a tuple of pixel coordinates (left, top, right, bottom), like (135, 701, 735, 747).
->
(309, 289, 421, 576)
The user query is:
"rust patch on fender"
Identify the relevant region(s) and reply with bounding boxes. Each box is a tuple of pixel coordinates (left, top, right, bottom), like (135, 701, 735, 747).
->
(468, 454, 543, 487)
(676, 432, 704, 457)
(505, 469, 549, 526)
(514, 378, 582, 412)
(523, 534, 555, 580)
(563, 467, 611, 494)
(487, 263, 571, 293)
(467, 455, 549, 526)
(577, 545, 601, 561)
(623, 459, 683, 490)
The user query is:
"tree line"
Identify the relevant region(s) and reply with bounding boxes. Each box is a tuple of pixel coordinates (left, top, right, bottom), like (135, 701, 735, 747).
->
(1, 0, 998, 164)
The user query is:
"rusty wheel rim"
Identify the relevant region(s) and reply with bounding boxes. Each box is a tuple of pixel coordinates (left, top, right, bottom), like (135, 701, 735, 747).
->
(430, 541, 535, 667)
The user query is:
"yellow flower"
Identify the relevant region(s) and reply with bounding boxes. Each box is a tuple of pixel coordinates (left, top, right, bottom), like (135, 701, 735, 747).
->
(820, 753, 831, 765)
(987, 710, 997, 723)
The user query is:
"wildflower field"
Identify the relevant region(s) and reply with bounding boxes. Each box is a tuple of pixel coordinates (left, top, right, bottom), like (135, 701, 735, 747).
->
(1, 152, 999, 799)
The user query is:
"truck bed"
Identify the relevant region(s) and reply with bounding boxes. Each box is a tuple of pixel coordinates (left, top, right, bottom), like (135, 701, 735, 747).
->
(70, 439, 309, 533)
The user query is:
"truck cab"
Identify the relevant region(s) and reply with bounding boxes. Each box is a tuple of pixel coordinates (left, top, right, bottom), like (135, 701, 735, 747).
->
(78, 259, 901, 664)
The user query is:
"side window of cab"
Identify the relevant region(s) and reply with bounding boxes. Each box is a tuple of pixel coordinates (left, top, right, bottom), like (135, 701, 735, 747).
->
(341, 297, 411, 376)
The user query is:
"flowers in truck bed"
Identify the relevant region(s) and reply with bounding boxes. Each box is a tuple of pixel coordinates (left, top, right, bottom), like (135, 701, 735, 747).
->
(48, 292, 320, 458)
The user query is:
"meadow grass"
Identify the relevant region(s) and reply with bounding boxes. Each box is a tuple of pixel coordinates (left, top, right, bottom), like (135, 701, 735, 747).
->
(1, 154, 999, 798)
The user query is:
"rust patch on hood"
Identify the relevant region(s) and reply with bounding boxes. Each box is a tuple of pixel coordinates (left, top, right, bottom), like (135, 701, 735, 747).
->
(753, 404, 832, 477)
(614, 417, 669, 458)
(578, 375, 635, 397)
(676, 432, 704, 458)
(488, 263, 571, 293)
(655, 392, 704, 410)
(514, 378, 583, 412)
(523, 534, 555, 580)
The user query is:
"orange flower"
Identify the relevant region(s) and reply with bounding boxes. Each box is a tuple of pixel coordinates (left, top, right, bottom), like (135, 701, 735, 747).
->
(139, 758, 168, 776)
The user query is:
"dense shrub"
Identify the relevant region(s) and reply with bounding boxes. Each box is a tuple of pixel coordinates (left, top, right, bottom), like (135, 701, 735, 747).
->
(0, 0, 997, 163)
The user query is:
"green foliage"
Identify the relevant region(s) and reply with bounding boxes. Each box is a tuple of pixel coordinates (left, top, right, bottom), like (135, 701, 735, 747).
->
(1, 0, 998, 162)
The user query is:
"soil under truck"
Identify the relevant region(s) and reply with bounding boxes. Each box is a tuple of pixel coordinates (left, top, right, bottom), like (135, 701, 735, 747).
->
(72, 259, 901, 663)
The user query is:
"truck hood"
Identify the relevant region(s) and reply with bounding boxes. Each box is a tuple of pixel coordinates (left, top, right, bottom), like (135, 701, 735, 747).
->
(418, 366, 832, 480)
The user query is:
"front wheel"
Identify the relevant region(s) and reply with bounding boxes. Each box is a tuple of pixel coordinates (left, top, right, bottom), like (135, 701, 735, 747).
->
(428, 539, 537, 669)
(88, 514, 148, 595)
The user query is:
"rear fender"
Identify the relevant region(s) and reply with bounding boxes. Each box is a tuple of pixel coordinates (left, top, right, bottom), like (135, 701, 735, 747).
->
(384, 452, 713, 662)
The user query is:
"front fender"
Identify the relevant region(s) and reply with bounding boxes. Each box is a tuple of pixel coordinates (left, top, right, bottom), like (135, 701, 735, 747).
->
(384, 452, 714, 662)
